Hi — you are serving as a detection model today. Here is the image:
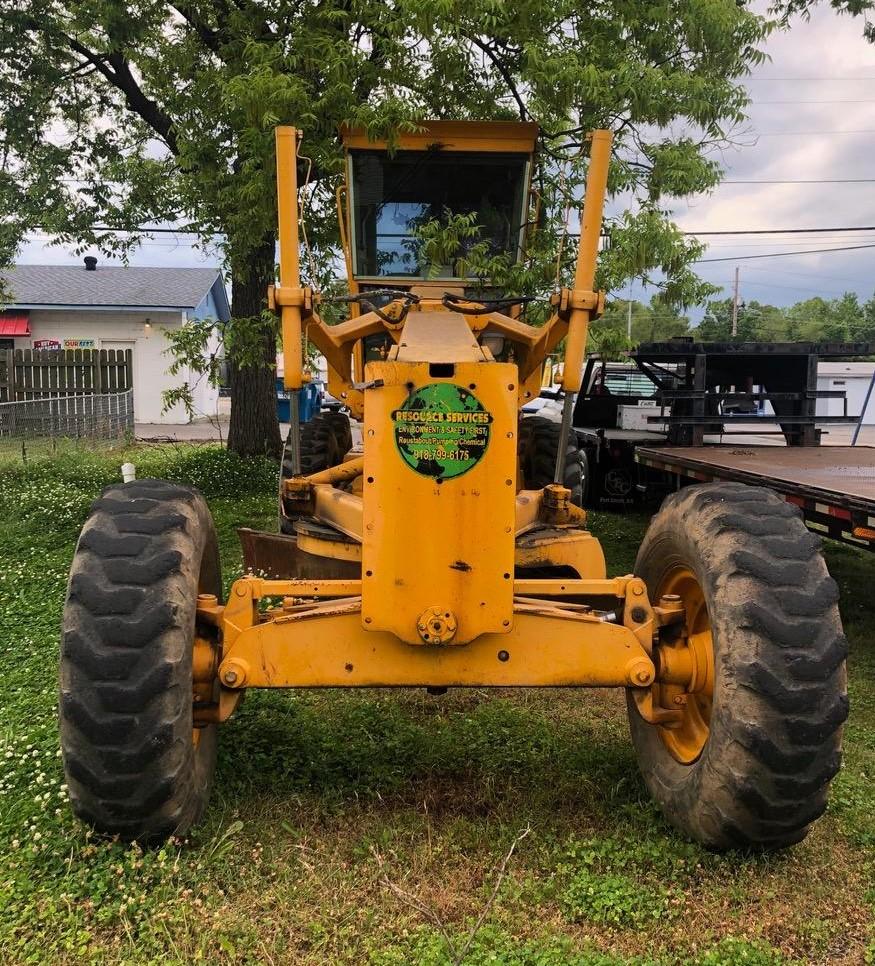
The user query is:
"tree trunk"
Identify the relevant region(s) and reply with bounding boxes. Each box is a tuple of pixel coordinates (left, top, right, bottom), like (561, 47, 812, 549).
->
(226, 236, 283, 458)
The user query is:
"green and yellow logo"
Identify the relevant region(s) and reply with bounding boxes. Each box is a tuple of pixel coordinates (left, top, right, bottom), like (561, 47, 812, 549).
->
(393, 383, 492, 480)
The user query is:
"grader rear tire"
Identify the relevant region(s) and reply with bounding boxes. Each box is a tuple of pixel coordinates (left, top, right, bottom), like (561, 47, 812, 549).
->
(518, 415, 587, 507)
(60, 480, 221, 841)
(628, 482, 848, 850)
(280, 412, 353, 534)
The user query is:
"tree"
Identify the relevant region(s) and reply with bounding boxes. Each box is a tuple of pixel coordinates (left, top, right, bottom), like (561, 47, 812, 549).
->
(595, 297, 691, 346)
(783, 293, 867, 343)
(859, 293, 875, 345)
(1, 1, 771, 453)
(698, 298, 767, 341)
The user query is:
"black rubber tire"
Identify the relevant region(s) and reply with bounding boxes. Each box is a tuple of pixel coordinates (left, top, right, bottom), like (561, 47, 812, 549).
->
(627, 482, 848, 851)
(518, 415, 586, 507)
(60, 479, 221, 842)
(280, 412, 353, 534)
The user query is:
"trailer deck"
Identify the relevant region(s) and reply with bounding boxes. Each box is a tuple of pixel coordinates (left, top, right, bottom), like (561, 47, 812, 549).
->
(636, 445, 875, 550)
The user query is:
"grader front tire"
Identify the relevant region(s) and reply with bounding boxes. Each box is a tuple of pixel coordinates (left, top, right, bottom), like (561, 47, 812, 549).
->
(60, 480, 221, 842)
(628, 482, 848, 850)
(518, 415, 587, 507)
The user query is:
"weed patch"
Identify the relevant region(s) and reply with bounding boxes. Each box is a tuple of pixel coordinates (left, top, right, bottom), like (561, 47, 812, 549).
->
(0, 445, 871, 963)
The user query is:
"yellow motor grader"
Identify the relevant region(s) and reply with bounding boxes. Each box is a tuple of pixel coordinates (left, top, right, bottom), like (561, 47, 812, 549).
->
(60, 121, 847, 849)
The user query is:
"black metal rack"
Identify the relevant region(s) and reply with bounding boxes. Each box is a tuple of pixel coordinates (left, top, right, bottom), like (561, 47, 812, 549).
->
(632, 340, 872, 446)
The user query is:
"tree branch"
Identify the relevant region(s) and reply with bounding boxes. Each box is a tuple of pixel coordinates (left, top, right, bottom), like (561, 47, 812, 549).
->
(59, 31, 180, 155)
(467, 36, 529, 122)
(109, 52, 180, 154)
(169, 3, 223, 55)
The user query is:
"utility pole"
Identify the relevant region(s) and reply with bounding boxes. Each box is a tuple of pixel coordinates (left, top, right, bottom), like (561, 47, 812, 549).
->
(731, 265, 740, 337)
(627, 297, 633, 340)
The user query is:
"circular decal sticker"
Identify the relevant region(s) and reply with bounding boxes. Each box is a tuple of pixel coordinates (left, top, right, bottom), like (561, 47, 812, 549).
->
(393, 383, 492, 480)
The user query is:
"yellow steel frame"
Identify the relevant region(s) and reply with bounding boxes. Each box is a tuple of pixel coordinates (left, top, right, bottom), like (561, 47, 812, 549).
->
(208, 574, 657, 697)
(209, 121, 714, 720)
(270, 123, 611, 408)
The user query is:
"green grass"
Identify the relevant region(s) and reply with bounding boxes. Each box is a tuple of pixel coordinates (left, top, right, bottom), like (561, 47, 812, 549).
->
(0, 444, 872, 964)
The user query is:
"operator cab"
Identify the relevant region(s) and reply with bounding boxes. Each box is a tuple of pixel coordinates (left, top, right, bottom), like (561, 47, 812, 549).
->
(340, 121, 538, 291)
(339, 121, 539, 369)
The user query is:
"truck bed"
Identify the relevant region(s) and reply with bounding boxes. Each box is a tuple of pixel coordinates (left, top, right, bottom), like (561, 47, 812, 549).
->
(576, 426, 667, 444)
(636, 445, 875, 549)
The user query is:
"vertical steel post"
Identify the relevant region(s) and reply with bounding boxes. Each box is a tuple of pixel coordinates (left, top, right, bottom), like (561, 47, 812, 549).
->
(275, 127, 303, 392)
(561, 129, 612, 394)
(275, 127, 303, 470)
(731, 266, 740, 338)
(554, 129, 612, 484)
(852, 368, 875, 446)
(553, 389, 576, 484)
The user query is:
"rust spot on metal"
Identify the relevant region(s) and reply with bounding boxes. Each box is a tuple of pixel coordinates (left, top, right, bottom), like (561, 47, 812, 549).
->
(450, 560, 472, 572)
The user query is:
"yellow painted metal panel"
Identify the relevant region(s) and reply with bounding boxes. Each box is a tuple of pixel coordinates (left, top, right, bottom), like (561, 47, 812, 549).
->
(221, 609, 652, 688)
(274, 126, 304, 390)
(393, 312, 487, 363)
(362, 355, 517, 645)
(340, 120, 539, 154)
(562, 129, 612, 392)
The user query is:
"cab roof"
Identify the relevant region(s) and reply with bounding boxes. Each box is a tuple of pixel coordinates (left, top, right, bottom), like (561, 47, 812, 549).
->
(340, 120, 539, 155)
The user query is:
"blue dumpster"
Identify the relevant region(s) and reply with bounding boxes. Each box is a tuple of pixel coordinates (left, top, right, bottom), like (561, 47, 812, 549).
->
(276, 379, 323, 423)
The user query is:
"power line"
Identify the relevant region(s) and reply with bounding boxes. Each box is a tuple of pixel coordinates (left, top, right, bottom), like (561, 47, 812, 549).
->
(703, 238, 875, 248)
(712, 277, 854, 296)
(720, 178, 875, 184)
(26, 224, 875, 240)
(753, 129, 875, 135)
(741, 263, 868, 284)
(698, 243, 875, 263)
(682, 226, 875, 235)
(752, 98, 875, 104)
(746, 76, 875, 81)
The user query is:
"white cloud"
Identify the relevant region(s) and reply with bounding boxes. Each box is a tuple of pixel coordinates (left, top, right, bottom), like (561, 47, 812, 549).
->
(669, 5, 875, 307)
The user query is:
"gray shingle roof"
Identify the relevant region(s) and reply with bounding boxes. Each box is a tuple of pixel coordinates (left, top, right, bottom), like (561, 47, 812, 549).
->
(2, 263, 228, 315)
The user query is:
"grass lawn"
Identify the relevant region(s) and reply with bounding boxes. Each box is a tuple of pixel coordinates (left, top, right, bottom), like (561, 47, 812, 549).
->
(0, 443, 872, 965)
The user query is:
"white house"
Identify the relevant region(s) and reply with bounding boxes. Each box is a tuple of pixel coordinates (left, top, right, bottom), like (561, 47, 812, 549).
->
(0, 258, 230, 423)
(816, 361, 875, 426)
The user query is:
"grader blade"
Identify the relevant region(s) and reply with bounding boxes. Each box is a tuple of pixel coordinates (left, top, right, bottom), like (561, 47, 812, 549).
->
(237, 527, 359, 581)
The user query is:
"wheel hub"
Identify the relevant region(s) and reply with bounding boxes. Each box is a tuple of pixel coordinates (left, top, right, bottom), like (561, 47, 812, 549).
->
(652, 567, 715, 764)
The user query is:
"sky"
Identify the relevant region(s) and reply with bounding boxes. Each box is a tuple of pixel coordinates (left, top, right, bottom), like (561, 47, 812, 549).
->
(660, 4, 875, 311)
(15, 5, 875, 314)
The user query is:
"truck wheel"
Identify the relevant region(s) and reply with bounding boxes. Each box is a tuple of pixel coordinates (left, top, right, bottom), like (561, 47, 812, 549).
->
(280, 412, 353, 533)
(60, 480, 221, 841)
(627, 482, 847, 850)
(518, 415, 587, 507)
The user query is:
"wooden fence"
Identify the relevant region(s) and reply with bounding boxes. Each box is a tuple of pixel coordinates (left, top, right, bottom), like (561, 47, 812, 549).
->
(0, 348, 133, 403)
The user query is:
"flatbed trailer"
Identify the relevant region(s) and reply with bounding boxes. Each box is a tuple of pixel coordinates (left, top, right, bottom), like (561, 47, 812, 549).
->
(636, 444, 875, 551)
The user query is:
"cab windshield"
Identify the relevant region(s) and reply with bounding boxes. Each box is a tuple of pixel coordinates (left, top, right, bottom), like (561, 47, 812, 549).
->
(349, 149, 530, 278)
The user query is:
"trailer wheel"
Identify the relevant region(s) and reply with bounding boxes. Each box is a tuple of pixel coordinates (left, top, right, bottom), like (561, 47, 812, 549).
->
(280, 412, 353, 533)
(60, 480, 221, 841)
(518, 415, 587, 506)
(628, 482, 847, 850)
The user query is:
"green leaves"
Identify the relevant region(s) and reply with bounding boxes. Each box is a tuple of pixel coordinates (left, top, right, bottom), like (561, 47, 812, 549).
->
(700, 291, 875, 344)
(599, 207, 719, 309)
(409, 209, 483, 277)
(0, 0, 777, 322)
